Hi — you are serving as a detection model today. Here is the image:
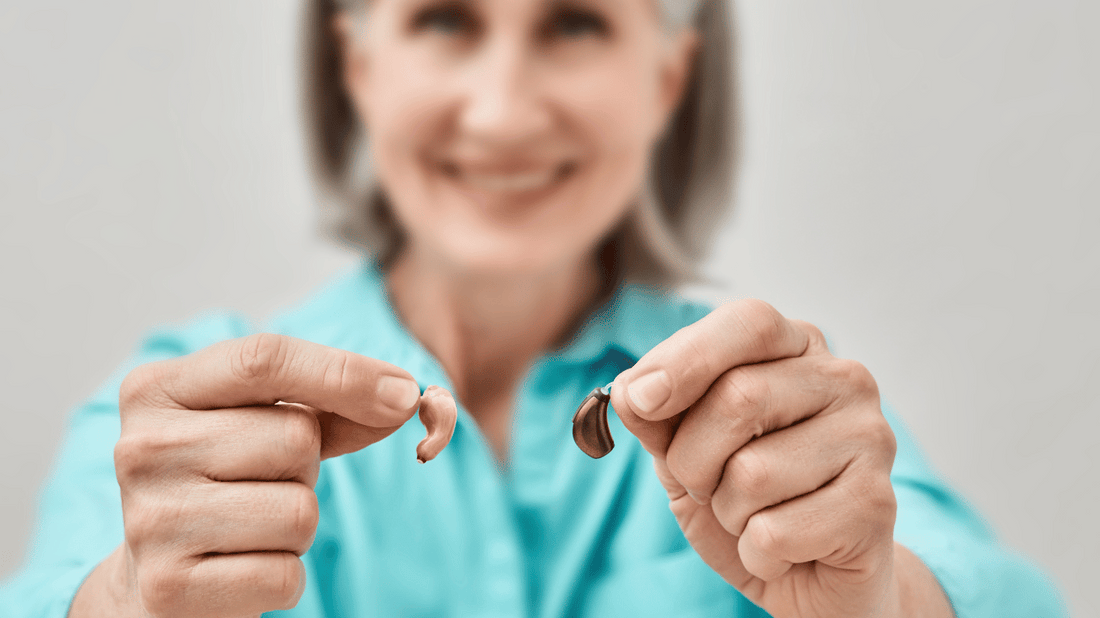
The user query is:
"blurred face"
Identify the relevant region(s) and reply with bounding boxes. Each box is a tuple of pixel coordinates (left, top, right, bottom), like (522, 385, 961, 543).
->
(337, 0, 696, 276)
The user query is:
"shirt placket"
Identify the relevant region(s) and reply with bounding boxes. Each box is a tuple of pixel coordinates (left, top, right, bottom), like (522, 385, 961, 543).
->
(408, 353, 529, 617)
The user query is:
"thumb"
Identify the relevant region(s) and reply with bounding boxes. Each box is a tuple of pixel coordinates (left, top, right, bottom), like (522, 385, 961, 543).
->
(609, 373, 683, 459)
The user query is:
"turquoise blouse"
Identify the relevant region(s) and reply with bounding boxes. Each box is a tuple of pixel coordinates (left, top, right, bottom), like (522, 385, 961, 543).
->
(0, 261, 1066, 617)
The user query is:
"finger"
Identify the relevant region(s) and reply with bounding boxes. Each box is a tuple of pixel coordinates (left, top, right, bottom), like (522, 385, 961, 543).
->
(215, 402, 393, 467)
(124, 333, 421, 427)
(665, 354, 876, 501)
(115, 404, 323, 485)
(609, 396, 681, 459)
(315, 411, 407, 460)
(183, 481, 319, 557)
(657, 458, 759, 592)
(789, 319, 831, 355)
(708, 412, 862, 535)
(737, 470, 897, 582)
(143, 552, 306, 618)
(123, 480, 319, 558)
(611, 300, 813, 424)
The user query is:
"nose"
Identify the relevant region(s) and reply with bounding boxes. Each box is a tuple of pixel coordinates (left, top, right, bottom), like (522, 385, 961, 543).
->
(458, 38, 553, 145)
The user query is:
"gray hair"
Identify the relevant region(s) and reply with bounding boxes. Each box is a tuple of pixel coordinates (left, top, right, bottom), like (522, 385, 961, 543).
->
(300, 0, 739, 286)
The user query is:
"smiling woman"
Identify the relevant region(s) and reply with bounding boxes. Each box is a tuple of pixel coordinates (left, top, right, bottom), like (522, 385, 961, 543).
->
(0, 1, 1070, 617)
(306, 0, 736, 284)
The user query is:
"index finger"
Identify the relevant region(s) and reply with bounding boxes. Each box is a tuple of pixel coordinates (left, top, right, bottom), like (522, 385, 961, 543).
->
(613, 299, 808, 423)
(127, 333, 422, 427)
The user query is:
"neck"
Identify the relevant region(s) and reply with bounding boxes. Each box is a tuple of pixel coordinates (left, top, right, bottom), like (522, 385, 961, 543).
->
(385, 245, 604, 407)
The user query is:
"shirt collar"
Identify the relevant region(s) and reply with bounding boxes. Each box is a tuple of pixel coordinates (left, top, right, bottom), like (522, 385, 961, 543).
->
(268, 257, 711, 375)
(547, 278, 708, 367)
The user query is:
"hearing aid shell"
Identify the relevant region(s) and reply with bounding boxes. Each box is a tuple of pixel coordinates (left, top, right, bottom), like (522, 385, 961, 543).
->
(572, 384, 614, 458)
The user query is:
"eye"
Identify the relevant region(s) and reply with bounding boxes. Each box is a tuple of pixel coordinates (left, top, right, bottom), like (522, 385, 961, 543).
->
(411, 2, 479, 37)
(543, 5, 610, 40)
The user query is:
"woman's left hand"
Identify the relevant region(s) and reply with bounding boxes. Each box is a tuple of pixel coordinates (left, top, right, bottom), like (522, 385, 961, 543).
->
(610, 299, 900, 618)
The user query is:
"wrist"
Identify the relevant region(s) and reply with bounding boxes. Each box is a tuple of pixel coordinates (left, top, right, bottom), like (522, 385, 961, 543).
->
(880, 541, 956, 618)
(68, 544, 141, 618)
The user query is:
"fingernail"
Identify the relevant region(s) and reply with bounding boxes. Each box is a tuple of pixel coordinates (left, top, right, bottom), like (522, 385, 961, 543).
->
(377, 376, 421, 412)
(627, 370, 672, 415)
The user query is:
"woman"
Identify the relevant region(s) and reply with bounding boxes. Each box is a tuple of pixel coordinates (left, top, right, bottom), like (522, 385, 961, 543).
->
(0, 0, 1065, 616)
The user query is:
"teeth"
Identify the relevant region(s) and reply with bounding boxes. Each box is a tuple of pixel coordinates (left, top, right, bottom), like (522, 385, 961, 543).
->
(460, 169, 559, 192)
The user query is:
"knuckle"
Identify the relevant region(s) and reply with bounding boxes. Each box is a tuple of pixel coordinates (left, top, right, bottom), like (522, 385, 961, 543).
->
(232, 333, 290, 385)
(877, 482, 899, 525)
(139, 559, 191, 617)
(849, 411, 897, 466)
(726, 448, 770, 497)
(744, 512, 782, 556)
(868, 476, 898, 515)
(281, 408, 322, 461)
(716, 367, 770, 423)
(735, 298, 783, 341)
(664, 447, 705, 495)
(321, 350, 352, 394)
(114, 428, 193, 483)
(846, 474, 897, 532)
(878, 482, 899, 529)
(793, 319, 827, 346)
(710, 486, 745, 535)
(683, 335, 720, 378)
(836, 358, 879, 398)
(883, 424, 898, 461)
(119, 363, 162, 412)
(124, 492, 188, 552)
(867, 415, 898, 460)
(122, 500, 158, 549)
(114, 433, 160, 483)
(854, 479, 898, 540)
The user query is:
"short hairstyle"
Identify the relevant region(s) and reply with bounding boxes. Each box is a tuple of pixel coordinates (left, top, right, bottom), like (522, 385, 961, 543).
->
(300, 0, 740, 286)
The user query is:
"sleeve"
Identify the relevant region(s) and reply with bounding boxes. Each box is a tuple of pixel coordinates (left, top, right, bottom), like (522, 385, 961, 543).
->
(883, 402, 1069, 617)
(0, 311, 253, 618)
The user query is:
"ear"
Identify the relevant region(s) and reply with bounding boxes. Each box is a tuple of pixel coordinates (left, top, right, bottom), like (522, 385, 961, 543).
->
(332, 12, 370, 106)
(656, 28, 701, 133)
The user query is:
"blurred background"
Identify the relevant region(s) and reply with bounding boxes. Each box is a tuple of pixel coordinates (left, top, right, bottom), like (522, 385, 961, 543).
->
(1, 0, 1096, 614)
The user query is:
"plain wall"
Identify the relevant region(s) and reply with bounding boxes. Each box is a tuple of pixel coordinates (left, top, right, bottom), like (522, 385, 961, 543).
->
(1, 1, 1096, 614)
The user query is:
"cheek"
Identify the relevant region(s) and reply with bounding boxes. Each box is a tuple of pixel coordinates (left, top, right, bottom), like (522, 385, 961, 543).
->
(361, 52, 457, 220)
(556, 64, 663, 218)
(363, 47, 456, 161)
(566, 43, 666, 143)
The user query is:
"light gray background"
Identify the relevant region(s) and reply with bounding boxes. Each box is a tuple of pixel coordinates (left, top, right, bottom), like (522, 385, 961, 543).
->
(1, 0, 1096, 615)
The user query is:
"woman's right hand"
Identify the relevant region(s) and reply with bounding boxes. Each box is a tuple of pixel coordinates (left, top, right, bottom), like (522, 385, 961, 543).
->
(70, 333, 424, 618)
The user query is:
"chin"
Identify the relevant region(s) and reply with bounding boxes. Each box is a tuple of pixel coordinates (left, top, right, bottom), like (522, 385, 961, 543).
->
(431, 228, 588, 280)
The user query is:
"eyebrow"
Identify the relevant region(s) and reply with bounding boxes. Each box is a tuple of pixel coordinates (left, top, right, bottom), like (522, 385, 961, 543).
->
(552, 0, 665, 26)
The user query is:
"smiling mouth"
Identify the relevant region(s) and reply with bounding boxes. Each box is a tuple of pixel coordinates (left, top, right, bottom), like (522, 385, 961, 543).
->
(439, 161, 577, 195)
